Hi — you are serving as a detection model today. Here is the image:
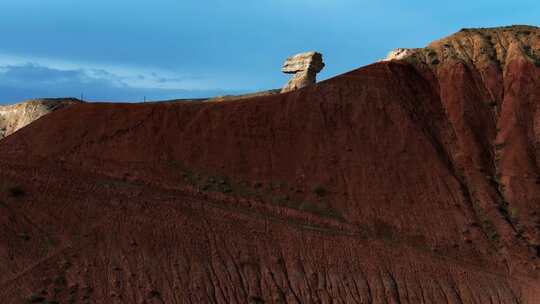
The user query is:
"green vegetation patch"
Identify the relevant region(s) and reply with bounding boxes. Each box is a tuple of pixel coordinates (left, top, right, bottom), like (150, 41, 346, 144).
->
(7, 185, 25, 198)
(177, 165, 343, 220)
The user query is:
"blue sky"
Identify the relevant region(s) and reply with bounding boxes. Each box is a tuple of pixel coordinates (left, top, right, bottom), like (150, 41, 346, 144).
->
(0, 0, 538, 103)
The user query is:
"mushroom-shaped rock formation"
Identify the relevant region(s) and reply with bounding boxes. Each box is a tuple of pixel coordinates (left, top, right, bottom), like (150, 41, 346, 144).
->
(281, 51, 325, 93)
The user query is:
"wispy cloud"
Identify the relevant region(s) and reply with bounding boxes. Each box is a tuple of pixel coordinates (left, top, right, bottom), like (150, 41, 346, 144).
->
(0, 54, 242, 103)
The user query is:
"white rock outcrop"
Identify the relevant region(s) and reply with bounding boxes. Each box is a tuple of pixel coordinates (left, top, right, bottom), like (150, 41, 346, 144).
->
(281, 52, 325, 93)
(382, 48, 418, 61)
(0, 98, 80, 139)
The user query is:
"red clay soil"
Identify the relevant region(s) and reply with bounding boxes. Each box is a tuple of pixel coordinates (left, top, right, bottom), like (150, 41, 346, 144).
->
(1, 29, 540, 303)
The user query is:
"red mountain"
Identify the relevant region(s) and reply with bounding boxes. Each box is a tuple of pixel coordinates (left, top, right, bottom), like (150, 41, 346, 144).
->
(1, 25, 539, 303)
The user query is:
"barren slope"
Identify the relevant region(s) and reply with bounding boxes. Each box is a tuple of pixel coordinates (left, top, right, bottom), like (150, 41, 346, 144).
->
(386, 25, 540, 263)
(0, 26, 539, 303)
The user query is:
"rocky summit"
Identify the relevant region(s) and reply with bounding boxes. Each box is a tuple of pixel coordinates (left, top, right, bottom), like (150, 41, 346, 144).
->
(383, 25, 540, 71)
(382, 47, 419, 61)
(281, 51, 325, 93)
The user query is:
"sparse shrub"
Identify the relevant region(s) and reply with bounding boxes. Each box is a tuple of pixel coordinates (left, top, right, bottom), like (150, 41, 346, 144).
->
(26, 294, 45, 303)
(313, 186, 327, 197)
(483, 219, 500, 242)
(428, 50, 437, 56)
(249, 296, 265, 304)
(148, 289, 161, 298)
(494, 143, 506, 150)
(18, 232, 30, 241)
(534, 245, 540, 258)
(472, 199, 501, 247)
(8, 185, 25, 198)
(374, 220, 396, 241)
(497, 201, 509, 214)
(54, 275, 66, 286)
(221, 185, 232, 193)
(510, 207, 519, 220)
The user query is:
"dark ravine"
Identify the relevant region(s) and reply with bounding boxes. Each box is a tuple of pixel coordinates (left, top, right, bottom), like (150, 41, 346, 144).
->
(1, 26, 540, 303)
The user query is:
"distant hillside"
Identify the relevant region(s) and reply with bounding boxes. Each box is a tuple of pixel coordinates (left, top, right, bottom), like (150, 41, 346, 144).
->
(0, 98, 81, 139)
(0, 90, 284, 140)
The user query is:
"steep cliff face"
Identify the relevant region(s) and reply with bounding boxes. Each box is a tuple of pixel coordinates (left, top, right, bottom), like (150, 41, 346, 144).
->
(0, 98, 80, 139)
(385, 25, 540, 268)
(0, 26, 539, 303)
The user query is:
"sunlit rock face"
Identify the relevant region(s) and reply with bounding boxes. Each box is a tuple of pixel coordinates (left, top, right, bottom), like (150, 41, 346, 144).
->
(0, 98, 80, 139)
(382, 48, 418, 61)
(281, 51, 325, 93)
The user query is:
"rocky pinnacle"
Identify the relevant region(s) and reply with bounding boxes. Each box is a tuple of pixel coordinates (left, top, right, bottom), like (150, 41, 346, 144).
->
(281, 51, 325, 93)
